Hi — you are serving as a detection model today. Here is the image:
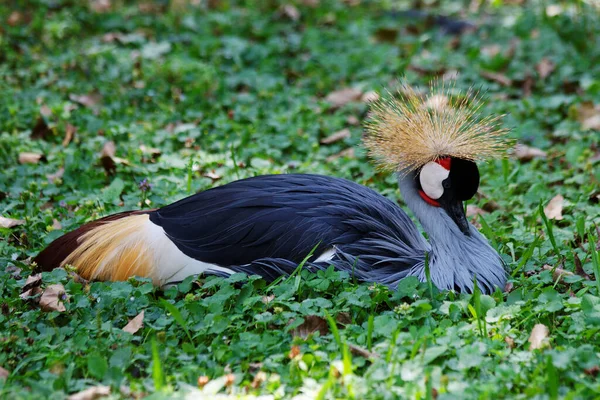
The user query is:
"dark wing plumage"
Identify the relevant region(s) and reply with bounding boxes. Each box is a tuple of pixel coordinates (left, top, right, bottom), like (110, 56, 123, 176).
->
(150, 174, 428, 285)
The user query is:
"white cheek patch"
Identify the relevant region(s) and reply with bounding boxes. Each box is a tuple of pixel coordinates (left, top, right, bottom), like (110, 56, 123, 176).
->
(419, 162, 450, 200)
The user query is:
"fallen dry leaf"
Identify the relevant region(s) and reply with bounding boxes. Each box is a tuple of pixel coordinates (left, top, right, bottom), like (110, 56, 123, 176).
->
(63, 124, 77, 147)
(30, 117, 52, 139)
(576, 102, 600, 131)
(39, 284, 67, 312)
(504, 336, 515, 349)
(89, 0, 112, 13)
(289, 345, 301, 359)
(466, 205, 488, 218)
(204, 170, 222, 181)
(69, 93, 102, 109)
(52, 219, 62, 230)
(19, 152, 46, 164)
(480, 71, 513, 87)
(100, 141, 117, 175)
(0, 216, 25, 228)
(122, 310, 144, 334)
(361, 91, 379, 103)
(224, 373, 235, 387)
(481, 44, 502, 58)
(0, 366, 8, 380)
(40, 104, 52, 117)
(67, 385, 111, 400)
(348, 343, 379, 359)
(536, 58, 555, 79)
(528, 323, 550, 350)
(291, 315, 329, 339)
(325, 87, 363, 108)
(544, 194, 564, 220)
(20, 273, 43, 300)
(47, 167, 65, 183)
(7, 11, 23, 26)
(281, 4, 300, 21)
(320, 128, 351, 145)
(326, 148, 355, 162)
(198, 375, 210, 387)
(513, 144, 547, 161)
(346, 115, 360, 126)
(251, 371, 267, 389)
(261, 295, 275, 305)
(542, 264, 574, 282)
(573, 253, 591, 280)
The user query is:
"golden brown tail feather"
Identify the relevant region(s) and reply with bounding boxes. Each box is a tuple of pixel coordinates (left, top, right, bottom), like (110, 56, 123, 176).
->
(34, 210, 155, 281)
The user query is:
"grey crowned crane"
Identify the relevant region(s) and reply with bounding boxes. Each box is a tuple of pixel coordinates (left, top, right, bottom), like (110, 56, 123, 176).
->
(34, 83, 511, 294)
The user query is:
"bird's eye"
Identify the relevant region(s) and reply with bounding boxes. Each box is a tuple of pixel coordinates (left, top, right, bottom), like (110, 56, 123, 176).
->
(442, 179, 451, 189)
(419, 161, 450, 200)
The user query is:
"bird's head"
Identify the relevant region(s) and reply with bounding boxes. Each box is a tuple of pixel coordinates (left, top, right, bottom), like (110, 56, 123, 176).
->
(363, 80, 512, 235)
(417, 156, 479, 235)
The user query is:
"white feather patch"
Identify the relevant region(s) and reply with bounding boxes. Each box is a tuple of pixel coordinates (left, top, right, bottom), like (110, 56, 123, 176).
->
(419, 162, 449, 200)
(144, 220, 233, 284)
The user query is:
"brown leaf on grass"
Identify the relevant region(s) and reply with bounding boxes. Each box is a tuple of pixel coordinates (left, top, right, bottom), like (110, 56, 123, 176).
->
(40, 104, 52, 117)
(39, 284, 67, 312)
(251, 371, 267, 389)
(69, 93, 102, 110)
(504, 336, 515, 349)
(576, 102, 600, 131)
(261, 295, 275, 305)
(100, 141, 117, 175)
(47, 167, 65, 184)
(19, 152, 46, 164)
(289, 345, 301, 359)
(480, 71, 513, 87)
(0, 216, 25, 228)
(528, 323, 550, 350)
(481, 44, 501, 58)
(325, 88, 363, 108)
(67, 385, 111, 400)
(585, 366, 600, 377)
(31, 117, 52, 140)
(52, 219, 62, 230)
(348, 343, 379, 359)
(536, 58, 555, 79)
(542, 264, 573, 282)
(544, 194, 564, 220)
(0, 366, 9, 380)
(522, 73, 534, 97)
(513, 144, 547, 161)
(123, 310, 144, 334)
(204, 170, 222, 181)
(197, 375, 210, 387)
(346, 115, 360, 126)
(291, 315, 329, 339)
(89, 0, 112, 13)
(320, 128, 351, 145)
(281, 4, 300, 21)
(63, 124, 77, 147)
(326, 148, 355, 162)
(361, 91, 379, 103)
(7, 11, 23, 26)
(573, 253, 591, 280)
(466, 205, 488, 218)
(139, 145, 162, 163)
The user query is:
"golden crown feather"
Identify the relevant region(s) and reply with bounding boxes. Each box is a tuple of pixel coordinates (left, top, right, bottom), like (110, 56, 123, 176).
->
(363, 81, 512, 173)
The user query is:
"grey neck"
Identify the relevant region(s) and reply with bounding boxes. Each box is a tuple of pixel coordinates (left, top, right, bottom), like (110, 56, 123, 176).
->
(397, 173, 506, 293)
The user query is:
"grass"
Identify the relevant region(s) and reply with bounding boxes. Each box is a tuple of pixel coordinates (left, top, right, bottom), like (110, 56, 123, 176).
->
(1, 0, 600, 398)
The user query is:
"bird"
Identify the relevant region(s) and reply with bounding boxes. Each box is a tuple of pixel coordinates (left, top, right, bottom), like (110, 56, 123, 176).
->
(34, 82, 511, 294)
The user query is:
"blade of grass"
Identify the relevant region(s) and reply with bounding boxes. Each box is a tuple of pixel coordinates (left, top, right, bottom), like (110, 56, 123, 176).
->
(151, 338, 165, 391)
(539, 203, 560, 257)
(160, 299, 194, 348)
(588, 232, 600, 295)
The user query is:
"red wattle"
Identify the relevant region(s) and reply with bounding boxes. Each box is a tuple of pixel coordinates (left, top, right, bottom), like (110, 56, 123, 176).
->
(418, 190, 441, 207)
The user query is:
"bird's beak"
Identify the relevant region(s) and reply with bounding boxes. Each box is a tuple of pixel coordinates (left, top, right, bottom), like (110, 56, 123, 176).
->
(443, 200, 471, 236)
